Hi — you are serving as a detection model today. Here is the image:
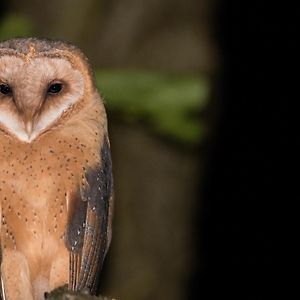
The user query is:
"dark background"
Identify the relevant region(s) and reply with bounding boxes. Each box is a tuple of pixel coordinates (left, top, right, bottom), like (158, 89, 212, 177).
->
(191, 1, 293, 299)
(0, 0, 292, 299)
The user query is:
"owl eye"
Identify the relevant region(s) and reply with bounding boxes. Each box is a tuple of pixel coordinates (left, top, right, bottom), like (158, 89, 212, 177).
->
(47, 83, 63, 94)
(0, 84, 12, 95)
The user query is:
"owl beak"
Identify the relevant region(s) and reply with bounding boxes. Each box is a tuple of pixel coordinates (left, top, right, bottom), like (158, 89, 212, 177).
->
(24, 120, 33, 137)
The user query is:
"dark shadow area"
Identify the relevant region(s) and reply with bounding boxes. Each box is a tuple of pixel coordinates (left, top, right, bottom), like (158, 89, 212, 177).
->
(189, 1, 294, 299)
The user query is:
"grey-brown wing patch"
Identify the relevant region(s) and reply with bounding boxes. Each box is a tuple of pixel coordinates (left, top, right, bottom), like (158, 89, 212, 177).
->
(65, 135, 113, 295)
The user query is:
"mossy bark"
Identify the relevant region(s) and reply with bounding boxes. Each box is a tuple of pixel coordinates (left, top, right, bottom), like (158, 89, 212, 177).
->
(45, 286, 114, 300)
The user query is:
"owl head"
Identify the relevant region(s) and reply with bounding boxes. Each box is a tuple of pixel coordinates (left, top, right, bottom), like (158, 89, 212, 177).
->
(0, 37, 99, 143)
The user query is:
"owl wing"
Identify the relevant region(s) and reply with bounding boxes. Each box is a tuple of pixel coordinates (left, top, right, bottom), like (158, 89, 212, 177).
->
(65, 135, 113, 295)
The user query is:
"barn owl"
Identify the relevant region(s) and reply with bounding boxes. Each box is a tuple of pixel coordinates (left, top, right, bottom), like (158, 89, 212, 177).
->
(0, 38, 113, 300)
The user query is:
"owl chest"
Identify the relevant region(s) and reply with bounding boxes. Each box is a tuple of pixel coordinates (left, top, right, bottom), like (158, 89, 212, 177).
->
(0, 149, 81, 208)
(0, 141, 89, 250)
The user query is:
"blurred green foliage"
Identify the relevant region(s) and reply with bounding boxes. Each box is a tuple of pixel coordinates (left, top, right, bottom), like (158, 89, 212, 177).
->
(0, 13, 209, 146)
(96, 70, 209, 145)
(0, 13, 35, 41)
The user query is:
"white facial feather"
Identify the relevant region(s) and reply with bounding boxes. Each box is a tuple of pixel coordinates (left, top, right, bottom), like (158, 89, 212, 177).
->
(32, 58, 84, 139)
(0, 108, 29, 142)
(0, 56, 84, 143)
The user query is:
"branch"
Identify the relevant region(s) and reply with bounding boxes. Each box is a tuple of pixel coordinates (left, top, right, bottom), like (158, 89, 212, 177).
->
(45, 286, 115, 300)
